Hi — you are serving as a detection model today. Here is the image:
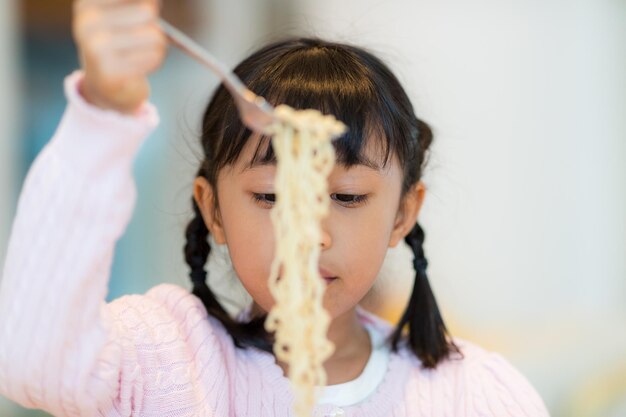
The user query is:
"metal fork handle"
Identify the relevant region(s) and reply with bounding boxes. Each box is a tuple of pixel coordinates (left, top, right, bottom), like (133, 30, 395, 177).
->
(159, 19, 249, 101)
(158, 18, 274, 132)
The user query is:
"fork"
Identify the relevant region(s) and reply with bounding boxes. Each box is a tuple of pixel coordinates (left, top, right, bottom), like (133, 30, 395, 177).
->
(159, 18, 275, 133)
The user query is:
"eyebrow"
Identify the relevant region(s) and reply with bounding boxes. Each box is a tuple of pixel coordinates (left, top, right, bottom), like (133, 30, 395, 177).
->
(241, 156, 383, 173)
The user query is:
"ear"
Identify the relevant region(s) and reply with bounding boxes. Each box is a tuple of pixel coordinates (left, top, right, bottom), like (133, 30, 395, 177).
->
(193, 176, 227, 244)
(388, 181, 426, 248)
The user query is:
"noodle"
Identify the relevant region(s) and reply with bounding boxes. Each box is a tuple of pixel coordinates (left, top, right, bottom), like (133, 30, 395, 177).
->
(263, 105, 347, 416)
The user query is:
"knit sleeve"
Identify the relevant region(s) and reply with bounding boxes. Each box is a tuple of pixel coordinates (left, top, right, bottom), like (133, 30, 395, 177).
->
(0, 71, 159, 416)
(98, 283, 237, 417)
(468, 350, 550, 417)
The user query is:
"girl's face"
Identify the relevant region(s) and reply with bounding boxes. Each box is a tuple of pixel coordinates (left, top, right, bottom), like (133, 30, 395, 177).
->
(194, 134, 425, 320)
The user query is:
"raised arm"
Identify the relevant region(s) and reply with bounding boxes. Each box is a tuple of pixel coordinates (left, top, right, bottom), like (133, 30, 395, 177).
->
(0, 70, 159, 415)
(0, 2, 166, 414)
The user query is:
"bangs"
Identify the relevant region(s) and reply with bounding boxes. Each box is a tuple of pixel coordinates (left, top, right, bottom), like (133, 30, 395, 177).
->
(214, 40, 401, 171)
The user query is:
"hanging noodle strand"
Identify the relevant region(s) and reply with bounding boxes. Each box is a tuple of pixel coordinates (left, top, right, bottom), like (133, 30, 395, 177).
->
(263, 104, 347, 417)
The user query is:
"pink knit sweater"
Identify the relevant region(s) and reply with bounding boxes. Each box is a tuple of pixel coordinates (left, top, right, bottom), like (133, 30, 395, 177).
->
(0, 72, 550, 417)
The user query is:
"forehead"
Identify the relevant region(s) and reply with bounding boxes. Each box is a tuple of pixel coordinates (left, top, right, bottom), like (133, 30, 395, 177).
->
(232, 132, 396, 175)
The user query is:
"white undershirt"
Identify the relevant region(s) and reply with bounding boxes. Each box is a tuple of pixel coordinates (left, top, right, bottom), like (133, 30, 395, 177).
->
(316, 322, 391, 407)
(236, 304, 391, 407)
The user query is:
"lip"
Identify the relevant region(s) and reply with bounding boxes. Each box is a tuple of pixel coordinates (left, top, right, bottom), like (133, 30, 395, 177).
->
(319, 268, 337, 285)
(318, 267, 336, 279)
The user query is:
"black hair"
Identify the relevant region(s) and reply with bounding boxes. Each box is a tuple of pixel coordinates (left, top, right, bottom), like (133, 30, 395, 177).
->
(184, 37, 459, 368)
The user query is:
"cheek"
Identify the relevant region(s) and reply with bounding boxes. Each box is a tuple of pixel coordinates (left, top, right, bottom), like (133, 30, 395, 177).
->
(217, 189, 276, 309)
(331, 200, 397, 285)
(345, 221, 390, 280)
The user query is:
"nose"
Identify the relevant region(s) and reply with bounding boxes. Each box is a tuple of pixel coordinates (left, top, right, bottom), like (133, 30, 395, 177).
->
(320, 218, 332, 249)
(320, 229, 332, 249)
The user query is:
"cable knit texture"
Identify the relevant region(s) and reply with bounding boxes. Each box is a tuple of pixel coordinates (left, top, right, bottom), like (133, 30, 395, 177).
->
(0, 71, 550, 417)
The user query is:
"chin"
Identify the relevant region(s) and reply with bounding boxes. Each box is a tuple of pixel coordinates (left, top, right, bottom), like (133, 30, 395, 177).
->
(323, 297, 360, 321)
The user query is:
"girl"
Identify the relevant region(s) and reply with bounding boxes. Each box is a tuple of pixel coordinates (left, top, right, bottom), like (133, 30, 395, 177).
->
(0, 0, 549, 416)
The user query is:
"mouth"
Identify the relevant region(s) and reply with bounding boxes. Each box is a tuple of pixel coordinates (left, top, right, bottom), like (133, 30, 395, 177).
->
(319, 267, 338, 284)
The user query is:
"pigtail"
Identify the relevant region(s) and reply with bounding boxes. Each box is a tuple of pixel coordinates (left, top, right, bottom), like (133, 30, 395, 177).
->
(184, 196, 273, 351)
(184, 197, 228, 318)
(389, 222, 460, 368)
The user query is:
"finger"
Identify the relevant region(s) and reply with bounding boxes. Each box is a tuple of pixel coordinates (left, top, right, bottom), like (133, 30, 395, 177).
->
(96, 3, 158, 29)
(75, 0, 158, 11)
(95, 53, 160, 80)
(107, 25, 166, 53)
(123, 49, 166, 74)
(83, 23, 164, 60)
(75, 2, 158, 39)
(98, 44, 165, 77)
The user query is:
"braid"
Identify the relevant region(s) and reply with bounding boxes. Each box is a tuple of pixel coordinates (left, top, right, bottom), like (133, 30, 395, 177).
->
(389, 222, 460, 368)
(185, 198, 211, 285)
(184, 196, 273, 351)
(184, 198, 229, 317)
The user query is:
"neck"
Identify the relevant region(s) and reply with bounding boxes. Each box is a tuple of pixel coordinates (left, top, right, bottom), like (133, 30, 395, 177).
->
(272, 306, 372, 385)
(326, 307, 370, 361)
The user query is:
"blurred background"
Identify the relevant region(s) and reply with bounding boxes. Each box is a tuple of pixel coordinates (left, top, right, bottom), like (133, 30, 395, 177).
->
(1, 0, 625, 416)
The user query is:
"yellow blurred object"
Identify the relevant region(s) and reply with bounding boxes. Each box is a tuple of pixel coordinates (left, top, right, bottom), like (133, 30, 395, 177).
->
(566, 362, 626, 417)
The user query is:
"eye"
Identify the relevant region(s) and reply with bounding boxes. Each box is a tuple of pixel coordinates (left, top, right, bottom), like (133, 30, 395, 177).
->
(251, 193, 276, 207)
(253, 193, 368, 208)
(331, 193, 369, 207)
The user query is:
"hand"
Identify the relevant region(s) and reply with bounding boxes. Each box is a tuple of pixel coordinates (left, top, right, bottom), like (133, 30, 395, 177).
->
(72, 0, 167, 114)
